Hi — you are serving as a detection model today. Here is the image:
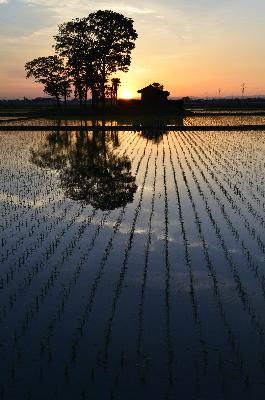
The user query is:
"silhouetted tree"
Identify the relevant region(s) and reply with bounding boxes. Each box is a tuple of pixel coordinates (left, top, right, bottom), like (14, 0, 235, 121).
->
(54, 10, 137, 106)
(54, 18, 99, 107)
(111, 78, 121, 104)
(25, 56, 71, 106)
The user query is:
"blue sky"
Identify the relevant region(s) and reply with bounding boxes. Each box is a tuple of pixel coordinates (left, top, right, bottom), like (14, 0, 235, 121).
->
(1, 0, 265, 98)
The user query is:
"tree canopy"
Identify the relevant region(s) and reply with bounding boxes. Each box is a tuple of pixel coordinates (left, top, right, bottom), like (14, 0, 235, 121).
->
(54, 10, 137, 105)
(25, 56, 71, 105)
(25, 10, 137, 106)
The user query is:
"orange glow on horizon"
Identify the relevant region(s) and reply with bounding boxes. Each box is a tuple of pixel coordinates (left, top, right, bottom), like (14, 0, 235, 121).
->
(119, 89, 134, 99)
(1, 1, 265, 99)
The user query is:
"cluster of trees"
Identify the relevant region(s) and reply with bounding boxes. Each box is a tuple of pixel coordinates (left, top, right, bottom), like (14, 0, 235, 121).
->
(25, 10, 138, 106)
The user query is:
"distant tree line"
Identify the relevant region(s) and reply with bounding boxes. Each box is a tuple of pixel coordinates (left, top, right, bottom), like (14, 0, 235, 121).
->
(25, 10, 138, 106)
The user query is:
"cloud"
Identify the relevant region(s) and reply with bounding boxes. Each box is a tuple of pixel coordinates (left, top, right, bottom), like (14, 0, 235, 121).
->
(0, 0, 8, 4)
(106, 5, 152, 14)
(22, 0, 153, 18)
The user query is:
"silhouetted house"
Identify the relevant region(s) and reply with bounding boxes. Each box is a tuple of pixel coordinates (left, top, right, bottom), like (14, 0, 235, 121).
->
(138, 85, 170, 107)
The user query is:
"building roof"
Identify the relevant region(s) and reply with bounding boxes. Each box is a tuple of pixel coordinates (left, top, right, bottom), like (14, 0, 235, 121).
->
(137, 84, 170, 97)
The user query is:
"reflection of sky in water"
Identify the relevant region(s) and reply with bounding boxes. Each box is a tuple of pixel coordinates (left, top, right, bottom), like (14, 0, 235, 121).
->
(0, 128, 265, 399)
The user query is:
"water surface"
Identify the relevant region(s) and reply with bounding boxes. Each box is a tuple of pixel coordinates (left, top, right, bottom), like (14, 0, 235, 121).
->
(0, 127, 265, 399)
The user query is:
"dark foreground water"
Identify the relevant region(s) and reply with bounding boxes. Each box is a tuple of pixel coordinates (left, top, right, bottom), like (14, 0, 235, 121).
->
(1, 127, 265, 399)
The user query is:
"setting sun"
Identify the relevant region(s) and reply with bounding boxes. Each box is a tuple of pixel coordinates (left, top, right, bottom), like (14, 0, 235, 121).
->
(119, 89, 133, 99)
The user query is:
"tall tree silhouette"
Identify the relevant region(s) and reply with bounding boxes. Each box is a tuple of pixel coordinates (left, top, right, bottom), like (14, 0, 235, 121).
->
(53, 18, 99, 106)
(111, 78, 121, 104)
(54, 10, 137, 105)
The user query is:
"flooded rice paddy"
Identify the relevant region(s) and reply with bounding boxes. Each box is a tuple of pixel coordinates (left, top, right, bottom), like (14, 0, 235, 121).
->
(1, 124, 265, 399)
(2, 114, 265, 127)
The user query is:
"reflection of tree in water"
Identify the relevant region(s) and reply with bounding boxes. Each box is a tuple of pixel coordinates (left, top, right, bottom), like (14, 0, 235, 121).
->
(31, 131, 70, 170)
(134, 115, 184, 143)
(31, 129, 137, 211)
(141, 129, 166, 143)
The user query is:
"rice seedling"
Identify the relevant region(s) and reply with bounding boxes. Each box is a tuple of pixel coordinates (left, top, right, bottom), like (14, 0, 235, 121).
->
(1, 123, 265, 399)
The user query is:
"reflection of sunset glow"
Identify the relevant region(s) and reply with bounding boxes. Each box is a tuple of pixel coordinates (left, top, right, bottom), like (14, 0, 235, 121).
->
(119, 89, 133, 99)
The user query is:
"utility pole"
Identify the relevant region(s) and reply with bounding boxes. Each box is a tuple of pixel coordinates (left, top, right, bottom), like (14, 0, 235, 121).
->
(241, 83, 246, 97)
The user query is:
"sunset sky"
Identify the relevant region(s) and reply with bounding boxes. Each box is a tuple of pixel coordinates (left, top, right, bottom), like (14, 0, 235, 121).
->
(1, 0, 265, 99)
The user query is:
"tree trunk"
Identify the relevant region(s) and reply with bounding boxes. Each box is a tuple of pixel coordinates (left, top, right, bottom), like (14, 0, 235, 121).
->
(101, 82, 105, 106)
(101, 60, 106, 106)
(110, 85, 113, 106)
(91, 86, 96, 108)
(77, 83, 83, 108)
(79, 87, 82, 108)
(84, 86, 88, 108)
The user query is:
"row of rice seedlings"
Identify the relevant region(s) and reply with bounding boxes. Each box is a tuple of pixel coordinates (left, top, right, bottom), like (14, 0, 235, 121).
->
(220, 132, 265, 199)
(11, 208, 101, 346)
(172, 132, 262, 385)
(190, 131, 265, 231)
(0, 198, 75, 289)
(59, 137, 153, 395)
(0, 200, 79, 322)
(1, 191, 65, 253)
(106, 138, 165, 400)
(182, 132, 265, 300)
(0, 131, 138, 309)
(0, 173, 65, 262)
(40, 209, 112, 357)
(166, 133, 247, 381)
(0, 132, 69, 264)
(165, 133, 209, 372)
(207, 136, 264, 210)
(36, 132, 144, 360)
(195, 132, 265, 210)
(12, 130, 139, 270)
(207, 130, 265, 191)
(0, 169, 62, 234)
(0, 129, 130, 250)
(0, 133, 136, 386)
(194, 130, 264, 198)
(193, 131, 265, 224)
(2, 132, 142, 383)
(136, 144, 158, 360)
(0, 134, 59, 208)
(173, 132, 265, 345)
(215, 132, 265, 210)
(101, 141, 154, 368)
(162, 138, 175, 392)
(185, 132, 265, 284)
(0, 203, 96, 325)
(183, 131, 265, 258)
(79, 136, 154, 397)
(185, 115, 260, 127)
(5, 131, 143, 392)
